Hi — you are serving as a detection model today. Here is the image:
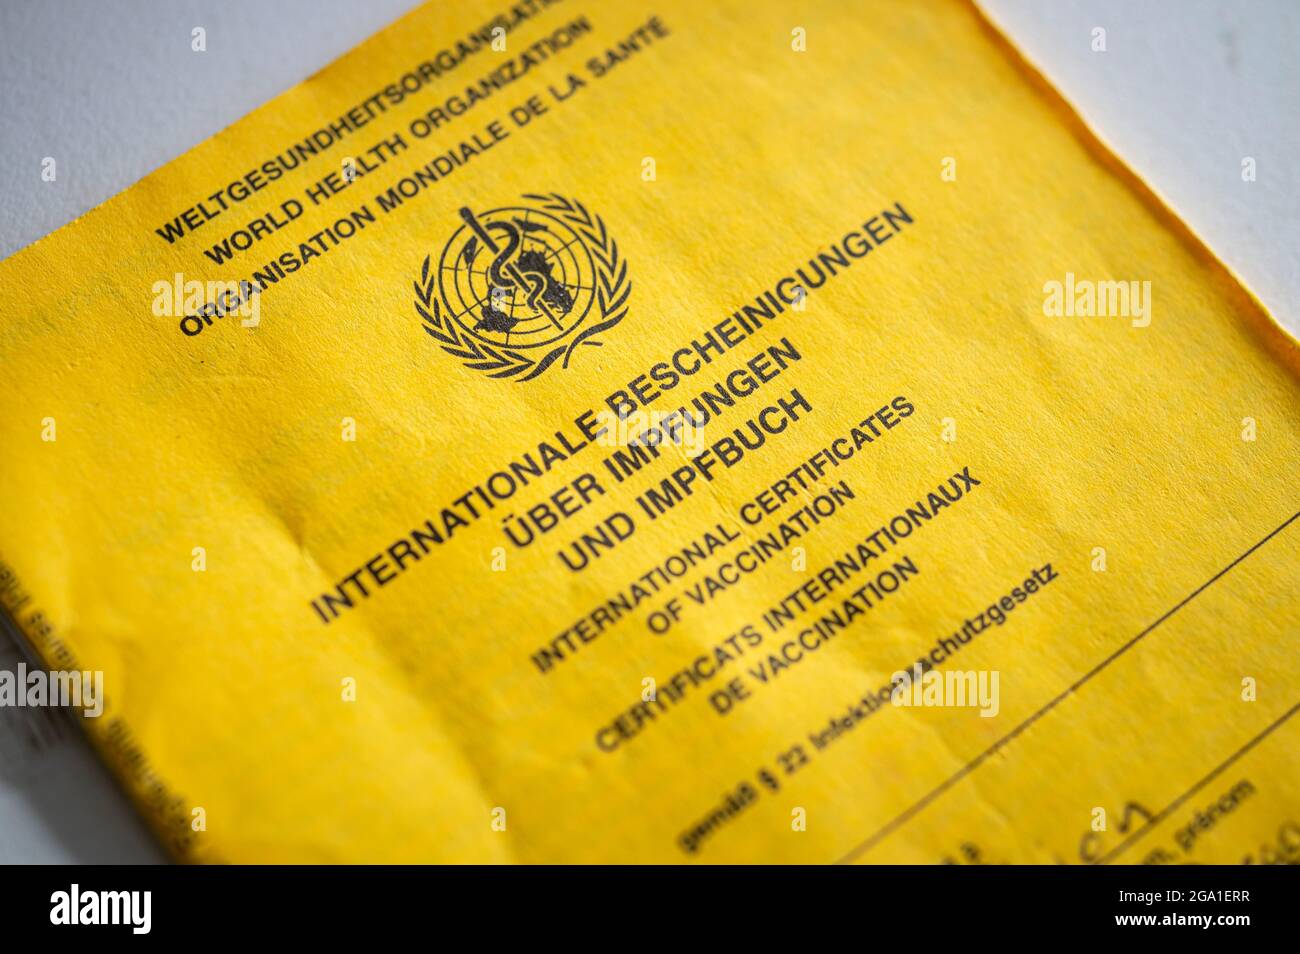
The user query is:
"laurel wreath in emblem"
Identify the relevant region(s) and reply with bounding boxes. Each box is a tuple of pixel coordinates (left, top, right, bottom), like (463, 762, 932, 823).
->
(414, 193, 630, 382)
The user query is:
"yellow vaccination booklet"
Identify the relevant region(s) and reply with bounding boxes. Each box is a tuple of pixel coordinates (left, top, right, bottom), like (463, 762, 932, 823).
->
(1, 0, 1297, 864)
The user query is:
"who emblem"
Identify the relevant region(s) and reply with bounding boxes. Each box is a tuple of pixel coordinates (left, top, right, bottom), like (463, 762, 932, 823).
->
(414, 193, 630, 381)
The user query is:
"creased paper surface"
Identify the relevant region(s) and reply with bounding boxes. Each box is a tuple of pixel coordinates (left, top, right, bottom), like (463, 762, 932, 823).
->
(0, 0, 1297, 863)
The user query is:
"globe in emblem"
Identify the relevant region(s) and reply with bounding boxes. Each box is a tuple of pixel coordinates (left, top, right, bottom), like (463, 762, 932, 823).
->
(415, 193, 629, 381)
(437, 204, 597, 349)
